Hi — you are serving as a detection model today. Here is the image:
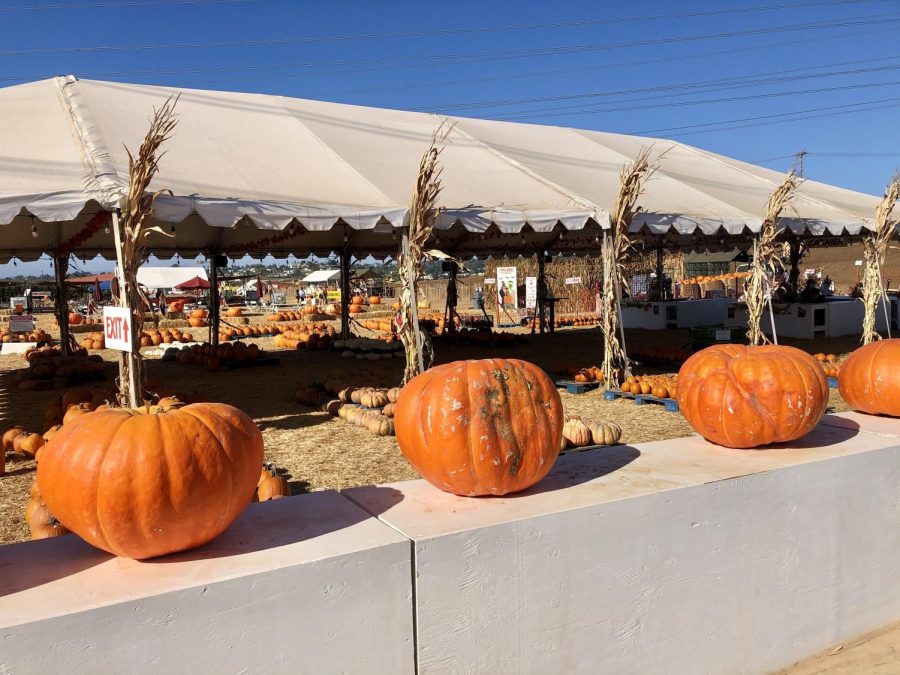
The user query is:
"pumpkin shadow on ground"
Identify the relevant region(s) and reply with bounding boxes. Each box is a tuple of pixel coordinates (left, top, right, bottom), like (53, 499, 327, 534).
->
(0, 535, 111, 598)
(150, 486, 405, 564)
(515, 444, 642, 497)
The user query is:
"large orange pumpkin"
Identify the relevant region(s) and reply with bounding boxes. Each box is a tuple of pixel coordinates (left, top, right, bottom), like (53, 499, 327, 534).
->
(37, 402, 264, 559)
(394, 358, 563, 496)
(677, 344, 827, 448)
(838, 339, 900, 416)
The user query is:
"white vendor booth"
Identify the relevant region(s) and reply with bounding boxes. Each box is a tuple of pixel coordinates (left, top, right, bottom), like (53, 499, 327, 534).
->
(728, 297, 897, 339)
(621, 298, 733, 330)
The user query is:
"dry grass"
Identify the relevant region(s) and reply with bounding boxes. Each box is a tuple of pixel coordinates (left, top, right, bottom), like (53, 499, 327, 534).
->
(862, 173, 900, 344)
(0, 313, 857, 546)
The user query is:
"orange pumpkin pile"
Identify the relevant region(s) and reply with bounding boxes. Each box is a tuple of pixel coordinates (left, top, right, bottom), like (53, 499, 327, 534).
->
(174, 340, 262, 370)
(265, 309, 337, 322)
(1, 326, 52, 344)
(813, 352, 841, 378)
(79, 331, 106, 350)
(682, 271, 751, 285)
(620, 373, 678, 399)
(257, 464, 291, 501)
(554, 364, 605, 383)
(188, 308, 208, 328)
(552, 313, 601, 329)
(219, 324, 278, 341)
(273, 324, 335, 350)
(16, 348, 104, 390)
(140, 327, 194, 347)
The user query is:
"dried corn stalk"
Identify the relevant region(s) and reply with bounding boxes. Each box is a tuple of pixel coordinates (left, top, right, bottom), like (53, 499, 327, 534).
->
(398, 126, 449, 384)
(114, 96, 179, 406)
(746, 170, 799, 346)
(601, 148, 655, 386)
(862, 173, 900, 344)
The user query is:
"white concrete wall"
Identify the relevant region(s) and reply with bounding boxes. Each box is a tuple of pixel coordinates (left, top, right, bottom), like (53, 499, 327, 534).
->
(348, 414, 900, 675)
(0, 490, 414, 675)
(3, 414, 899, 674)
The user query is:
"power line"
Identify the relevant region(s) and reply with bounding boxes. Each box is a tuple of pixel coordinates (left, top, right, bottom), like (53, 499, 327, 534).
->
(487, 76, 900, 121)
(0, 0, 266, 10)
(0, 8, 892, 57)
(624, 95, 900, 136)
(752, 151, 900, 162)
(424, 57, 900, 114)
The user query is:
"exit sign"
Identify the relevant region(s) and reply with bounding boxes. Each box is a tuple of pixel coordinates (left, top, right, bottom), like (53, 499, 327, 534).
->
(103, 306, 133, 352)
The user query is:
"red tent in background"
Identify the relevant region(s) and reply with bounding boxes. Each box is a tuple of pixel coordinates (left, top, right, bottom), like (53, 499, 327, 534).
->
(175, 276, 211, 291)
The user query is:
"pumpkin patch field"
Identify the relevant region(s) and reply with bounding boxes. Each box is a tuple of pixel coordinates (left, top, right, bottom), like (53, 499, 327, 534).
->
(0, 312, 856, 546)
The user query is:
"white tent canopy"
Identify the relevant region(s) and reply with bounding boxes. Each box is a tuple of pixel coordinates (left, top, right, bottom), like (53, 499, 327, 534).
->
(0, 76, 882, 262)
(135, 266, 208, 290)
(301, 270, 341, 283)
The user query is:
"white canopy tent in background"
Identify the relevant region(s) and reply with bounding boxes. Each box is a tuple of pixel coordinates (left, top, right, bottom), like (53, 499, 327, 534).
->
(301, 270, 342, 283)
(0, 76, 884, 264)
(135, 266, 208, 290)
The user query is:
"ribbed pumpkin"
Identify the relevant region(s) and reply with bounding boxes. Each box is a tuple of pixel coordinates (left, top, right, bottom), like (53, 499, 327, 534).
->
(395, 358, 563, 496)
(37, 403, 264, 559)
(838, 339, 900, 416)
(677, 344, 827, 448)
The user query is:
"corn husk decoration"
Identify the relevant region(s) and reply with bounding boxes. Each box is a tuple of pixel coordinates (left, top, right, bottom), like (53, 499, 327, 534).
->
(745, 169, 800, 346)
(861, 173, 900, 344)
(397, 124, 453, 385)
(601, 147, 655, 387)
(114, 96, 179, 406)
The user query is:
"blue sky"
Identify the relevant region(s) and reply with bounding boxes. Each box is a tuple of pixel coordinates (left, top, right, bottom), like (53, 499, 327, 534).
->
(1, 0, 898, 277)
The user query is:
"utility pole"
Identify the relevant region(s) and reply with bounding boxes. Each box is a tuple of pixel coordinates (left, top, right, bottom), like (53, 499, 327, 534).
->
(795, 150, 808, 177)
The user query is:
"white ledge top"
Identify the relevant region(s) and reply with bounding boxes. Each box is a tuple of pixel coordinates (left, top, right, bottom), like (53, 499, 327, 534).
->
(345, 412, 900, 540)
(0, 488, 408, 628)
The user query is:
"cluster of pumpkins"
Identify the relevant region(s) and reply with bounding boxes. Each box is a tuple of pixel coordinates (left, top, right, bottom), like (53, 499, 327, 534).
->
(266, 306, 329, 322)
(682, 271, 751, 285)
(562, 416, 622, 450)
(219, 324, 279, 342)
(17, 348, 105, 390)
(359, 318, 395, 334)
(255, 464, 291, 501)
(295, 382, 400, 437)
(140, 327, 195, 346)
(620, 373, 678, 399)
(1, 326, 52, 344)
(1, 383, 119, 476)
(813, 352, 841, 378)
(65, 311, 91, 326)
(439, 329, 525, 347)
(79, 331, 106, 350)
(552, 313, 601, 328)
(555, 364, 605, 383)
(348, 294, 382, 314)
(25, 478, 67, 539)
(169, 340, 262, 370)
(186, 309, 208, 328)
(273, 324, 337, 350)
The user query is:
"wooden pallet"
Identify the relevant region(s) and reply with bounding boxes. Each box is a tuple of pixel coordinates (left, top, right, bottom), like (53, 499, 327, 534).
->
(603, 389, 680, 413)
(560, 442, 619, 455)
(223, 357, 281, 371)
(555, 379, 602, 395)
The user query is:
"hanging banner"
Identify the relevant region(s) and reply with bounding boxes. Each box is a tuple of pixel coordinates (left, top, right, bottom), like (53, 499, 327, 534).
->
(484, 278, 495, 285)
(565, 276, 582, 285)
(496, 267, 518, 312)
(525, 276, 537, 309)
(103, 306, 133, 353)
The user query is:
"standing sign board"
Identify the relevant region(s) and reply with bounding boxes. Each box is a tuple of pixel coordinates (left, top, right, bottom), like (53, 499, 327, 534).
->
(9, 315, 35, 333)
(103, 306, 133, 353)
(525, 276, 537, 310)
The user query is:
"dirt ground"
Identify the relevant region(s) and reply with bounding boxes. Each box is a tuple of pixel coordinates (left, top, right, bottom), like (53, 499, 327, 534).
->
(777, 620, 900, 674)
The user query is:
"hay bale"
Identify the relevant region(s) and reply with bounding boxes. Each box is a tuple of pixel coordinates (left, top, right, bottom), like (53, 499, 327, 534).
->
(158, 319, 190, 329)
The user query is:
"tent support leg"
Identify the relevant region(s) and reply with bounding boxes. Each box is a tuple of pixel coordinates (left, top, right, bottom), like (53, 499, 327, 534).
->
(445, 262, 458, 334)
(111, 209, 140, 408)
(340, 249, 351, 340)
(537, 252, 547, 334)
(54, 252, 71, 356)
(209, 255, 219, 346)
